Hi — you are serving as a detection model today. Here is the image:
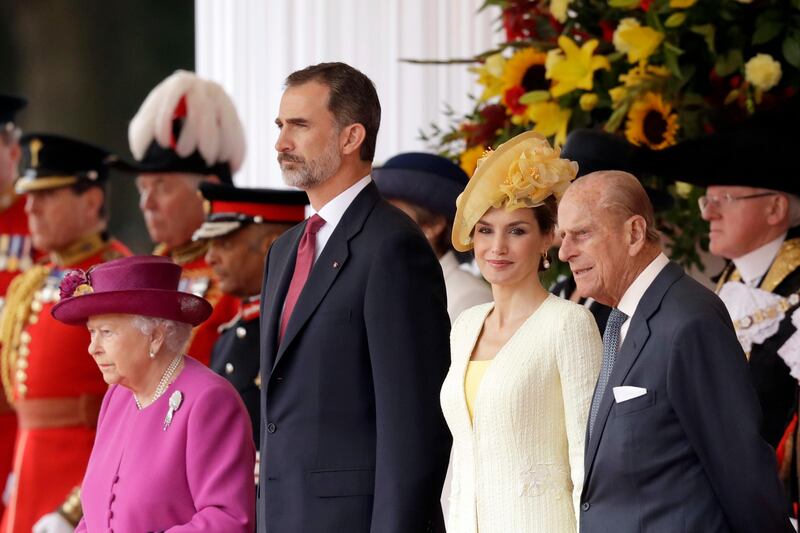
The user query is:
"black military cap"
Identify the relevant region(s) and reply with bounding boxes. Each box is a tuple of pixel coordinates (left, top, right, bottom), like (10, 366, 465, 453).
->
(561, 128, 673, 210)
(193, 183, 308, 240)
(651, 97, 800, 194)
(16, 133, 115, 193)
(0, 95, 26, 132)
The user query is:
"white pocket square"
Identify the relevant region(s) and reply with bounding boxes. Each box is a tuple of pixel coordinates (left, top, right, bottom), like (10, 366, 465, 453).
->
(613, 386, 647, 403)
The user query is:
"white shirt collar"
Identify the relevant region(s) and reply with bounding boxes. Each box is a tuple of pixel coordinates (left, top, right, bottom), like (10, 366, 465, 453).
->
(617, 252, 670, 322)
(312, 174, 372, 261)
(732, 232, 786, 287)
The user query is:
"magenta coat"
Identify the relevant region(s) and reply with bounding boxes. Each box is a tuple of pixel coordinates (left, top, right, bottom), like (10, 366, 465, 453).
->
(74, 357, 255, 532)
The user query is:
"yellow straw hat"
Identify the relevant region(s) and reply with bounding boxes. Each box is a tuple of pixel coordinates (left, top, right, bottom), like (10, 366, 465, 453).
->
(452, 131, 579, 251)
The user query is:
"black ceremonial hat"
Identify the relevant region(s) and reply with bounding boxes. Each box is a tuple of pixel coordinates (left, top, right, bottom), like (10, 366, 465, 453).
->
(16, 133, 114, 193)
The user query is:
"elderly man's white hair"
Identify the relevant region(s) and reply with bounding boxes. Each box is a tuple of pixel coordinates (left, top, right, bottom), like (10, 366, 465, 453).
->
(131, 315, 193, 354)
(128, 70, 246, 172)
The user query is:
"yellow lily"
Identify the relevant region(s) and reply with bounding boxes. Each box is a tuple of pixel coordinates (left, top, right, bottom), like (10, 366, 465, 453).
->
(550, 0, 570, 23)
(526, 101, 572, 145)
(471, 53, 507, 101)
(616, 22, 664, 64)
(546, 36, 611, 98)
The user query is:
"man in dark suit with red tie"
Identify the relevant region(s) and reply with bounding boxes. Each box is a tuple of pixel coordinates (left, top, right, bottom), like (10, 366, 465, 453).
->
(257, 62, 452, 533)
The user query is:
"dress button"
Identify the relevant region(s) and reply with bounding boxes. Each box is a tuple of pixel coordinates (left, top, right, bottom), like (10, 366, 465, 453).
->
(267, 422, 276, 433)
(225, 363, 234, 375)
(581, 502, 590, 511)
(236, 326, 247, 339)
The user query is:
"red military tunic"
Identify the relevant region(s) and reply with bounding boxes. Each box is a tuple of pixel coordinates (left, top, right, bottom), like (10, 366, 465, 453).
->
(155, 241, 238, 366)
(0, 234, 130, 533)
(0, 195, 35, 521)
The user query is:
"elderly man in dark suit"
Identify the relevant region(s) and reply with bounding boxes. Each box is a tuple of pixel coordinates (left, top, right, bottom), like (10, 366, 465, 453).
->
(257, 62, 451, 533)
(558, 170, 793, 533)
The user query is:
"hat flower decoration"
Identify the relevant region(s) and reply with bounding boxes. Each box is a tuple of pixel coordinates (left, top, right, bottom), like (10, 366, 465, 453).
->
(497, 135, 577, 210)
(60, 269, 93, 300)
(452, 130, 577, 252)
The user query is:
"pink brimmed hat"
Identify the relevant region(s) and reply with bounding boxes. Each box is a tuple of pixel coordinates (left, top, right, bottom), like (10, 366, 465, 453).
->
(51, 255, 212, 326)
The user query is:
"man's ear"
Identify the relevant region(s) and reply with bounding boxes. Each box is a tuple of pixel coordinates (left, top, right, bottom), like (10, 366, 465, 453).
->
(626, 215, 647, 257)
(766, 193, 789, 226)
(341, 124, 366, 157)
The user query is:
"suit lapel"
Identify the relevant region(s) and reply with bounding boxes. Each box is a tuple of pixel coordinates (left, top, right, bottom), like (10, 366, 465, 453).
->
(583, 262, 684, 483)
(272, 183, 380, 371)
(262, 226, 303, 372)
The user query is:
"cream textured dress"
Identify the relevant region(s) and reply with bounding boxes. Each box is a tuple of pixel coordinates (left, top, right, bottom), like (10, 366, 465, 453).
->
(440, 295, 602, 533)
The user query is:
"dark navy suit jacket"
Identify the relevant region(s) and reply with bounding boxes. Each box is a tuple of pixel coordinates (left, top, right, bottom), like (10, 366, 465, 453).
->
(257, 182, 451, 533)
(580, 261, 793, 533)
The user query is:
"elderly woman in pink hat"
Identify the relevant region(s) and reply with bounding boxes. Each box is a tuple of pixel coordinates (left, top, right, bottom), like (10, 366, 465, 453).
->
(50, 255, 255, 532)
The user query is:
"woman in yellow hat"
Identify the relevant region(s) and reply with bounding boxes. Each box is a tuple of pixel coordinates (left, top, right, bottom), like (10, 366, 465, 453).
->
(440, 131, 602, 532)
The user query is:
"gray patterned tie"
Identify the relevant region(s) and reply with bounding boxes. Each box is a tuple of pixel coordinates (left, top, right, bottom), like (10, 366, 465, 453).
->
(588, 308, 628, 439)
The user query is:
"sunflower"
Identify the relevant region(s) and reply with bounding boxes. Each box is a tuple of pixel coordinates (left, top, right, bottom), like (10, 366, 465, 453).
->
(501, 48, 549, 101)
(625, 92, 679, 150)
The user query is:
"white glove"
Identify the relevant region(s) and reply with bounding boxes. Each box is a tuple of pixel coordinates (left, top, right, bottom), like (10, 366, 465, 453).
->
(31, 512, 74, 533)
(2, 472, 14, 506)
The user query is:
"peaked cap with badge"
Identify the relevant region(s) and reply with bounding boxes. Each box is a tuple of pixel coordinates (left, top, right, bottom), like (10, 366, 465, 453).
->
(15, 133, 114, 194)
(194, 183, 308, 241)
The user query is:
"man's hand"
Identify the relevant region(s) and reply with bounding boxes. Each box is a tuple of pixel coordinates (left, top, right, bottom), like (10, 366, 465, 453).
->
(31, 512, 73, 533)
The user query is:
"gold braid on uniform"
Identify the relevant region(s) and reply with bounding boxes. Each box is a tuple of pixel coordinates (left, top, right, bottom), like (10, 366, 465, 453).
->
(0, 265, 50, 404)
(761, 238, 800, 293)
(56, 486, 82, 526)
(154, 240, 208, 266)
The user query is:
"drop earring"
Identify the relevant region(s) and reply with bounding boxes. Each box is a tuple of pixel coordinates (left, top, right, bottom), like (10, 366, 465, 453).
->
(149, 349, 156, 359)
(541, 252, 551, 270)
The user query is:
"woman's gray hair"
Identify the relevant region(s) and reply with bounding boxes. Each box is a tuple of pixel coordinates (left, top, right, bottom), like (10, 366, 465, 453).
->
(131, 315, 193, 354)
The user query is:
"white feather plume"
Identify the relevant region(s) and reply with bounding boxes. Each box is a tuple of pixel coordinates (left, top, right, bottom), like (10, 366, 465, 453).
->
(128, 70, 246, 172)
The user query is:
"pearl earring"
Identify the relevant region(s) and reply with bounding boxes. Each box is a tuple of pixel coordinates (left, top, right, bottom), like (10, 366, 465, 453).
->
(541, 252, 551, 270)
(149, 350, 156, 359)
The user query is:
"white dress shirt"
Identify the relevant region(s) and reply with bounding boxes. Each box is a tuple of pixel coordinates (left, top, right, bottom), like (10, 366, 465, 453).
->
(312, 175, 372, 262)
(617, 253, 670, 343)
(732, 233, 786, 287)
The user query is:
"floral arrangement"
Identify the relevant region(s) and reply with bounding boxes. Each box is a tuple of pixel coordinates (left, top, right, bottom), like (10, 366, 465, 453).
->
(421, 0, 800, 270)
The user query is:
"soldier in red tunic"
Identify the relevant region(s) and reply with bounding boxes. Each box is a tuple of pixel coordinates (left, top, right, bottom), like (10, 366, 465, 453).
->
(0, 134, 130, 533)
(115, 71, 247, 366)
(0, 95, 35, 521)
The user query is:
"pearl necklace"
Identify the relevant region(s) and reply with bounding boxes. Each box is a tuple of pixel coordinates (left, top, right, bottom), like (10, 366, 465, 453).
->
(135, 354, 183, 410)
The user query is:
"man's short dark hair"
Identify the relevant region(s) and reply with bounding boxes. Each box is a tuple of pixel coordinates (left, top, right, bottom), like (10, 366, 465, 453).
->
(285, 62, 381, 162)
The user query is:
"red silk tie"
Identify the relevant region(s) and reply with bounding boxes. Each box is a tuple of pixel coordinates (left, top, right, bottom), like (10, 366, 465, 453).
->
(279, 214, 326, 343)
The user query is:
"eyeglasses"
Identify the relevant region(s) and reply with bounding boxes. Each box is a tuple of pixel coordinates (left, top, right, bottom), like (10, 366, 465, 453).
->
(698, 192, 777, 212)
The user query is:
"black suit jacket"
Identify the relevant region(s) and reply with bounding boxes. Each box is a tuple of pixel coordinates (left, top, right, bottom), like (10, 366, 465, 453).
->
(210, 315, 261, 448)
(581, 262, 793, 533)
(257, 183, 452, 533)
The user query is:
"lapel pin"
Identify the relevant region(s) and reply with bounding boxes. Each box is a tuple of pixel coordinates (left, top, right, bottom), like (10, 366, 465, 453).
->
(332, 261, 339, 268)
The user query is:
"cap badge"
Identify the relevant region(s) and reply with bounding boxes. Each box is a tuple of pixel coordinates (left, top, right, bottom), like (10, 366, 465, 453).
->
(29, 138, 43, 168)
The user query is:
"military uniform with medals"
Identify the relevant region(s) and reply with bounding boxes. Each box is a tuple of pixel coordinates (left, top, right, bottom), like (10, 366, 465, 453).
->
(0, 96, 34, 521)
(0, 135, 131, 533)
(195, 182, 307, 447)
